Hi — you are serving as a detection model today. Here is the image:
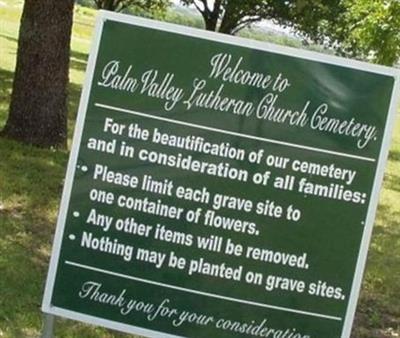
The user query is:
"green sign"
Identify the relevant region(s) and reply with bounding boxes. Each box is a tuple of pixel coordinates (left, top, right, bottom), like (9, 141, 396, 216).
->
(42, 11, 400, 338)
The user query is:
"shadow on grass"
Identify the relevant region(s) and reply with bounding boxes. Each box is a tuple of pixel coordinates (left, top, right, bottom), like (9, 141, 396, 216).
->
(70, 49, 88, 73)
(0, 33, 18, 43)
(383, 173, 400, 193)
(0, 68, 14, 92)
(388, 149, 400, 163)
(0, 68, 14, 129)
(67, 81, 83, 141)
(0, 139, 130, 337)
(352, 202, 400, 337)
(0, 66, 128, 336)
(0, 138, 68, 337)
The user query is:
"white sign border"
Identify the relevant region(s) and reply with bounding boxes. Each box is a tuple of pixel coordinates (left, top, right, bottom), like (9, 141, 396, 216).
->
(42, 10, 400, 338)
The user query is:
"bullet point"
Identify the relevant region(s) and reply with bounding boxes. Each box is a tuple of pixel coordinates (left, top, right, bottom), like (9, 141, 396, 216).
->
(73, 211, 80, 218)
(81, 165, 88, 172)
(69, 234, 76, 241)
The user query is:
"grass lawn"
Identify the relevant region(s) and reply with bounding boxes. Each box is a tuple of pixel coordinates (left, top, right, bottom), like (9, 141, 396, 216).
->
(0, 1, 399, 337)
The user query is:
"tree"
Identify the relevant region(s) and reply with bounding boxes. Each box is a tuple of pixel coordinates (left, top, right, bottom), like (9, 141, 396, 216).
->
(319, 0, 400, 65)
(2, 0, 74, 147)
(182, 0, 400, 65)
(93, 0, 168, 13)
(180, 0, 343, 35)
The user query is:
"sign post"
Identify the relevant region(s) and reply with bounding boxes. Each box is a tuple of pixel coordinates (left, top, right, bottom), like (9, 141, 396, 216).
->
(40, 314, 55, 338)
(42, 11, 400, 338)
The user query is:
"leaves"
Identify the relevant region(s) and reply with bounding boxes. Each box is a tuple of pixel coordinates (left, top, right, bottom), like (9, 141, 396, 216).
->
(182, 0, 399, 65)
(93, 0, 169, 14)
(315, 0, 400, 65)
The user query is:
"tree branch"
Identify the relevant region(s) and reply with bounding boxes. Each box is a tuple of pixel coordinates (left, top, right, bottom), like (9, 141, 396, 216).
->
(193, 0, 205, 15)
(230, 16, 261, 34)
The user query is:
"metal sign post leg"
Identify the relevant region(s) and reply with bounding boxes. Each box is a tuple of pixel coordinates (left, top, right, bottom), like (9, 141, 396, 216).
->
(41, 314, 55, 338)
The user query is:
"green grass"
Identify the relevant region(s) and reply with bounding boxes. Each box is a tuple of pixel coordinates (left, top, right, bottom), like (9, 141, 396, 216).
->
(0, 1, 399, 337)
(0, 2, 129, 337)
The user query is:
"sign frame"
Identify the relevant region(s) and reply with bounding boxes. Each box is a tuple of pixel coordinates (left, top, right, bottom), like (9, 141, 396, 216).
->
(42, 10, 400, 338)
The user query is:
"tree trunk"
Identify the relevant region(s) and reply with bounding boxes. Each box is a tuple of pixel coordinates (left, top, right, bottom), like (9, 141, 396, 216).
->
(103, 0, 118, 11)
(95, 0, 124, 11)
(204, 15, 218, 31)
(2, 0, 74, 148)
(201, 2, 219, 32)
(218, 1, 238, 34)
